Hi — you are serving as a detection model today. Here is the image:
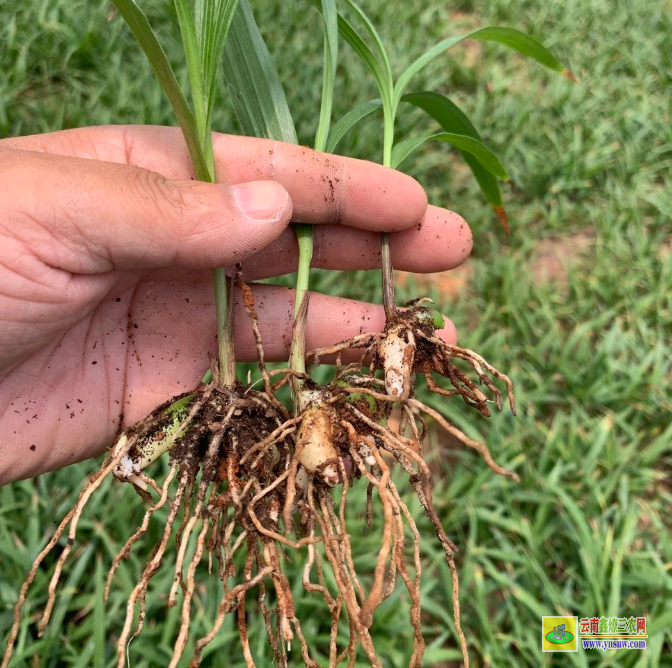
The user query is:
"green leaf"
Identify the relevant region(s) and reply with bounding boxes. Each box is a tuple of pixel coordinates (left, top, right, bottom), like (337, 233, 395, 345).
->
(395, 36, 464, 106)
(195, 0, 240, 128)
(402, 91, 479, 137)
(341, 0, 392, 85)
(173, 0, 206, 139)
(468, 26, 569, 72)
(402, 91, 508, 232)
(395, 26, 571, 106)
(93, 557, 105, 668)
(111, 0, 210, 181)
(222, 0, 297, 144)
(326, 98, 382, 153)
(314, 0, 338, 153)
(431, 310, 445, 329)
(392, 131, 508, 179)
(311, 0, 393, 113)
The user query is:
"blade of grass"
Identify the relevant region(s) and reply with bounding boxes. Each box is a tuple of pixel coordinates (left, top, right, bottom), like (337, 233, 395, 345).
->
(316, 0, 398, 315)
(394, 26, 572, 106)
(402, 91, 508, 232)
(314, 0, 338, 153)
(310, 0, 393, 161)
(93, 557, 105, 668)
(174, 0, 207, 156)
(195, 0, 239, 134)
(111, 0, 209, 181)
(114, 0, 239, 383)
(222, 1, 297, 143)
(326, 98, 381, 153)
(391, 131, 508, 179)
(289, 0, 339, 382)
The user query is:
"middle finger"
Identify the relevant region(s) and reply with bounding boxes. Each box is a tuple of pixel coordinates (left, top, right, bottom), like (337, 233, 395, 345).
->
(240, 205, 472, 280)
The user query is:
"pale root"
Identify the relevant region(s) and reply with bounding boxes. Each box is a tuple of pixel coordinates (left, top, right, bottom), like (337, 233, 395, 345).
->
(379, 329, 416, 400)
(296, 407, 340, 487)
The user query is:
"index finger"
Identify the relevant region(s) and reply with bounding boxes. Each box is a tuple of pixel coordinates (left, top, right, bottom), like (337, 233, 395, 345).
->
(211, 133, 429, 231)
(2, 126, 429, 233)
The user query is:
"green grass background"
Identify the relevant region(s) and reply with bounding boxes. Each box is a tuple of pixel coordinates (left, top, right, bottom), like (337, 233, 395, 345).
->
(1, 0, 671, 666)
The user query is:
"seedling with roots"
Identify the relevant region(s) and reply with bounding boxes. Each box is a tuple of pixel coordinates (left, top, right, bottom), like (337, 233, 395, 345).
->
(2, 1, 571, 667)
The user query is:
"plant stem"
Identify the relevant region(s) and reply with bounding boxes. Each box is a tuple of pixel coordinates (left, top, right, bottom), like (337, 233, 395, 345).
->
(288, 0, 336, 402)
(196, 140, 236, 387)
(175, 0, 235, 387)
(381, 107, 396, 320)
(212, 268, 236, 386)
(289, 224, 314, 378)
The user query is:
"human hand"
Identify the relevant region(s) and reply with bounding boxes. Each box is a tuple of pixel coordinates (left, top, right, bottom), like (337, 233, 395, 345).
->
(0, 126, 472, 483)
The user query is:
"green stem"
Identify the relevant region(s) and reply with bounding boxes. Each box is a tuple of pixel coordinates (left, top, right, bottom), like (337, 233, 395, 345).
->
(289, 224, 314, 378)
(381, 105, 396, 320)
(114, 0, 234, 386)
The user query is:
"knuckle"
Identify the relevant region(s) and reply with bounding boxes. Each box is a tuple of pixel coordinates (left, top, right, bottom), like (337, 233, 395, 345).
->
(128, 167, 190, 231)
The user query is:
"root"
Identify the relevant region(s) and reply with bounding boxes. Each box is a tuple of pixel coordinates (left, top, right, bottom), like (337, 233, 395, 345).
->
(418, 331, 516, 415)
(3, 293, 516, 668)
(342, 384, 517, 482)
(189, 564, 273, 667)
(105, 465, 178, 601)
(169, 507, 211, 668)
(116, 467, 190, 668)
(308, 332, 379, 364)
(253, 541, 284, 667)
(237, 546, 256, 668)
(1, 434, 134, 668)
(356, 438, 393, 629)
(236, 276, 289, 420)
(313, 485, 381, 668)
(407, 398, 519, 482)
(39, 436, 134, 634)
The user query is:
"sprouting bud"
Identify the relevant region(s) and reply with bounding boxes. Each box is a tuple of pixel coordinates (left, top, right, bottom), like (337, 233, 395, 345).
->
(378, 327, 415, 400)
(113, 393, 198, 479)
(296, 406, 340, 487)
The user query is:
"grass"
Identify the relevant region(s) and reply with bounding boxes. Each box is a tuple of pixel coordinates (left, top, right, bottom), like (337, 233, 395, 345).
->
(1, 0, 671, 666)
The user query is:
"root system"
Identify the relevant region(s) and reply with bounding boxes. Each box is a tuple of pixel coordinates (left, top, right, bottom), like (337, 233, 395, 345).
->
(3, 294, 517, 668)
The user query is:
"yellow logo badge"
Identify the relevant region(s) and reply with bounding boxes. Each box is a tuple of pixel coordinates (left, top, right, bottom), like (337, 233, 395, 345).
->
(542, 616, 578, 652)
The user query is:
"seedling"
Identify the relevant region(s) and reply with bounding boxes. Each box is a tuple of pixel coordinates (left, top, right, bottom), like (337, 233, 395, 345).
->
(2, 1, 570, 667)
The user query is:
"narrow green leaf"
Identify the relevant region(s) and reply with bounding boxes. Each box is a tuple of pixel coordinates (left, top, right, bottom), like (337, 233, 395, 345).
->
(310, 0, 393, 113)
(395, 26, 571, 106)
(402, 91, 478, 137)
(392, 131, 508, 179)
(222, 0, 297, 144)
(402, 91, 508, 231)
(326, 98, 382, 153)
(195, 0, 240, 128)
(173, 0, 206, 142)
(341, 0, 392, 84)
(93, 557, 105, 668)
(111, 0, 210, 181)
(468, 26, 569, 72)
(314, 0, 338, 153)
(394, 36, 464, 106)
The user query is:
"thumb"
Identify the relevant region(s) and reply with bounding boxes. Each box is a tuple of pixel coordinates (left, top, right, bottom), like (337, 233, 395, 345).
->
(1, 148, 293, 273)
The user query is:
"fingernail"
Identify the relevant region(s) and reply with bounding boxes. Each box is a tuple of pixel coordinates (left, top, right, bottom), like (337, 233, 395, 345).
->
(232, 181, 289, 221)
